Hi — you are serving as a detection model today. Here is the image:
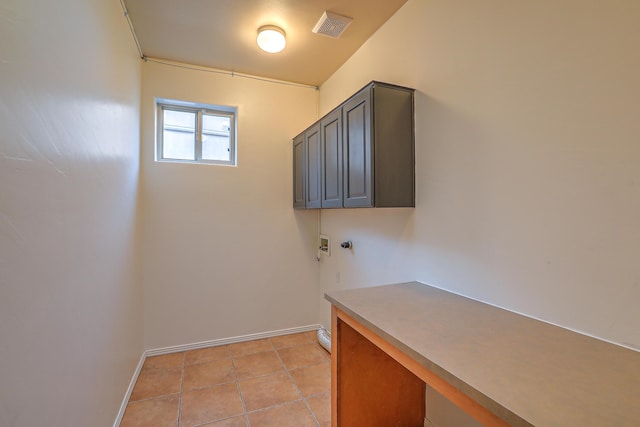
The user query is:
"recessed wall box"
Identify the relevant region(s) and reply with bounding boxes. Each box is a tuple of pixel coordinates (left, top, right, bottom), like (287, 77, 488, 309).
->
(319, 234, 331, 256)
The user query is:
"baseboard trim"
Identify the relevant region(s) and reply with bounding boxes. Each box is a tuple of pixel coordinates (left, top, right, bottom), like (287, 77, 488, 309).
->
(113, 324, 322, 426)
(112, 351, 146, 427)
(145, 324, 322, 357)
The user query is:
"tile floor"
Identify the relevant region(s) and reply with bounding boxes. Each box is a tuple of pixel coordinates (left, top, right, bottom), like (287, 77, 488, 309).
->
(120, 331, 331, 427)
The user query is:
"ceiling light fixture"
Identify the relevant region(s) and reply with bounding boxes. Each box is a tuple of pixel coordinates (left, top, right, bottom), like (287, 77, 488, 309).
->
(257, 25, 286, 53)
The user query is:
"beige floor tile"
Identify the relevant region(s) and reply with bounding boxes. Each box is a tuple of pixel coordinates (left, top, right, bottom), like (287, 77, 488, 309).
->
(290, 362, 330, 396)
(130, 367, 182, 401)
(229, 339, 273, 357)
(306, 393, 331, 426)
(120, 394, 179, 427)
(122, 334, 332, 426)
(247, 401, 317, 427)
(233, 350, 284, 380)
(183, 358, 236, 391)
(185, 345, 230, 365)
(142, 352, 184, 370)
(277, 344, 328, 370)
(238, 371, 301, 412)
(180, 383, 244, 427)
(270, 331, 316, 349)
(201, 415, 248, 426)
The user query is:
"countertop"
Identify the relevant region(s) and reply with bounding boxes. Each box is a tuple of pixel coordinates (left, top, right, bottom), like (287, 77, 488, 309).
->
(325, 281, 640, 426)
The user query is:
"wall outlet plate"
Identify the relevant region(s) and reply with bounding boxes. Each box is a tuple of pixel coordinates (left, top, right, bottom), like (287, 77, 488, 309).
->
(319, 234, 330, 256)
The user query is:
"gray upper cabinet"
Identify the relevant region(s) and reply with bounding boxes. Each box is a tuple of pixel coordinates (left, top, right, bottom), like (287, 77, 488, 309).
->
(343, 86, 372, 207)
(293, 81, 414, 209)
(321, 109, 343, 208)
(366, 82, 415, 207)
(292, 133, 305, 209)
(305, 123, 322, 209)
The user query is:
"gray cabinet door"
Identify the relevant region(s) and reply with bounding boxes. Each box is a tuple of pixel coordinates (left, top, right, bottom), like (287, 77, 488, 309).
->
(372, 83, 415, 207)
(321, 109, 343, 208)
(343, 87, 372, 207)
(293, 133, 305, 209)
(293, 81, 414, 209)
(305, 123, 322, 208)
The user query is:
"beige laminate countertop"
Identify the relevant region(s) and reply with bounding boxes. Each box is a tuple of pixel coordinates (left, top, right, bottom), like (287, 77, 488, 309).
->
(325, 281, 640, 427)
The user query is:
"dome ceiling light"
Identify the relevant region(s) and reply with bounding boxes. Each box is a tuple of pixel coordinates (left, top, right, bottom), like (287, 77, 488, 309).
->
(257, 25, 286, 53)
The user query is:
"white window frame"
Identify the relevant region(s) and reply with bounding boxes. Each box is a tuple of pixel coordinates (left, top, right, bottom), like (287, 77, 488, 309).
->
(156, 98, 237, 166)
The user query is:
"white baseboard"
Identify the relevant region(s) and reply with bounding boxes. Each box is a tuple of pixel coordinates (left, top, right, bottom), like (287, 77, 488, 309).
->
(112, 351, 146, 427)
(145, 324, 322, 357)
(113, 324, 322, 426)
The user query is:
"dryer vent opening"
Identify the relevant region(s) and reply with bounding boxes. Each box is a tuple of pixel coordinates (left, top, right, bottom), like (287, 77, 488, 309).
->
(317, 327, 331, 353)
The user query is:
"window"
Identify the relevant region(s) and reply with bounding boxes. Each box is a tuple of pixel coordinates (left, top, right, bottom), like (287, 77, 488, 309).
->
(156, 99, 237, 165)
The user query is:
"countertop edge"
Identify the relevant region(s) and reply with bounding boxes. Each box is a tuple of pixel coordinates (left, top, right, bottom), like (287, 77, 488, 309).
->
(324, 283, 532, 427)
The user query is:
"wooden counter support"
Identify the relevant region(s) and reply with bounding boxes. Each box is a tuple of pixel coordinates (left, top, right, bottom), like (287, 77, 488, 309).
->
(326, 282, 640, 427)
(332, 306, 508, 427)
(332, 306, 426, 426)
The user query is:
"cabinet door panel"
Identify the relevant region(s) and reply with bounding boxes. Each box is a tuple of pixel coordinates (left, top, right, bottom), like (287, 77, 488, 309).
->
(321, 110, 342, 208)
(293, 81, 414, 210)
(373, 84, 415, 207)
(343, 88, 372, 207)
(293, 133, 306, 208)
(305, 124, 321, 208)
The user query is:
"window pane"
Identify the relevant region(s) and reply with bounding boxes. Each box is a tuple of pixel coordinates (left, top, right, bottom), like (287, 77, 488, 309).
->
(202, 114, 231, 162)
(163, 129, 196, 160)
(162, 109, 195, 160)
(202, 135, 230, 161)
(164, 109, 196, 131)
(156, 101, 237, 165)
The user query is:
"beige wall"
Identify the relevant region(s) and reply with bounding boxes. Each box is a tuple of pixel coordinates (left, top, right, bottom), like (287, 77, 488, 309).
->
(319, 0, 640, 349)
(140, 60, 320, 349)
(0, 0, 143, 425)
(319, 1, 640, 423)
(3, 0, 639, 424)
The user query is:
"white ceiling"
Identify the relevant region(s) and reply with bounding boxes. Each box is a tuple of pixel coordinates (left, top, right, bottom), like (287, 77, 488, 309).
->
(123, 0, 408, 86)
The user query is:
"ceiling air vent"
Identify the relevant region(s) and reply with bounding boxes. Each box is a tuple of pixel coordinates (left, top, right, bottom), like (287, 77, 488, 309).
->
(312, 11, 353, 38)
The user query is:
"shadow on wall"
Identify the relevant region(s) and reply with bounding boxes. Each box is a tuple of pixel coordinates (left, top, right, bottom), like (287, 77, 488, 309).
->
(320, 207, 416, 290)
(292, 208, 322, 261)
(411, 89, 504, 300)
